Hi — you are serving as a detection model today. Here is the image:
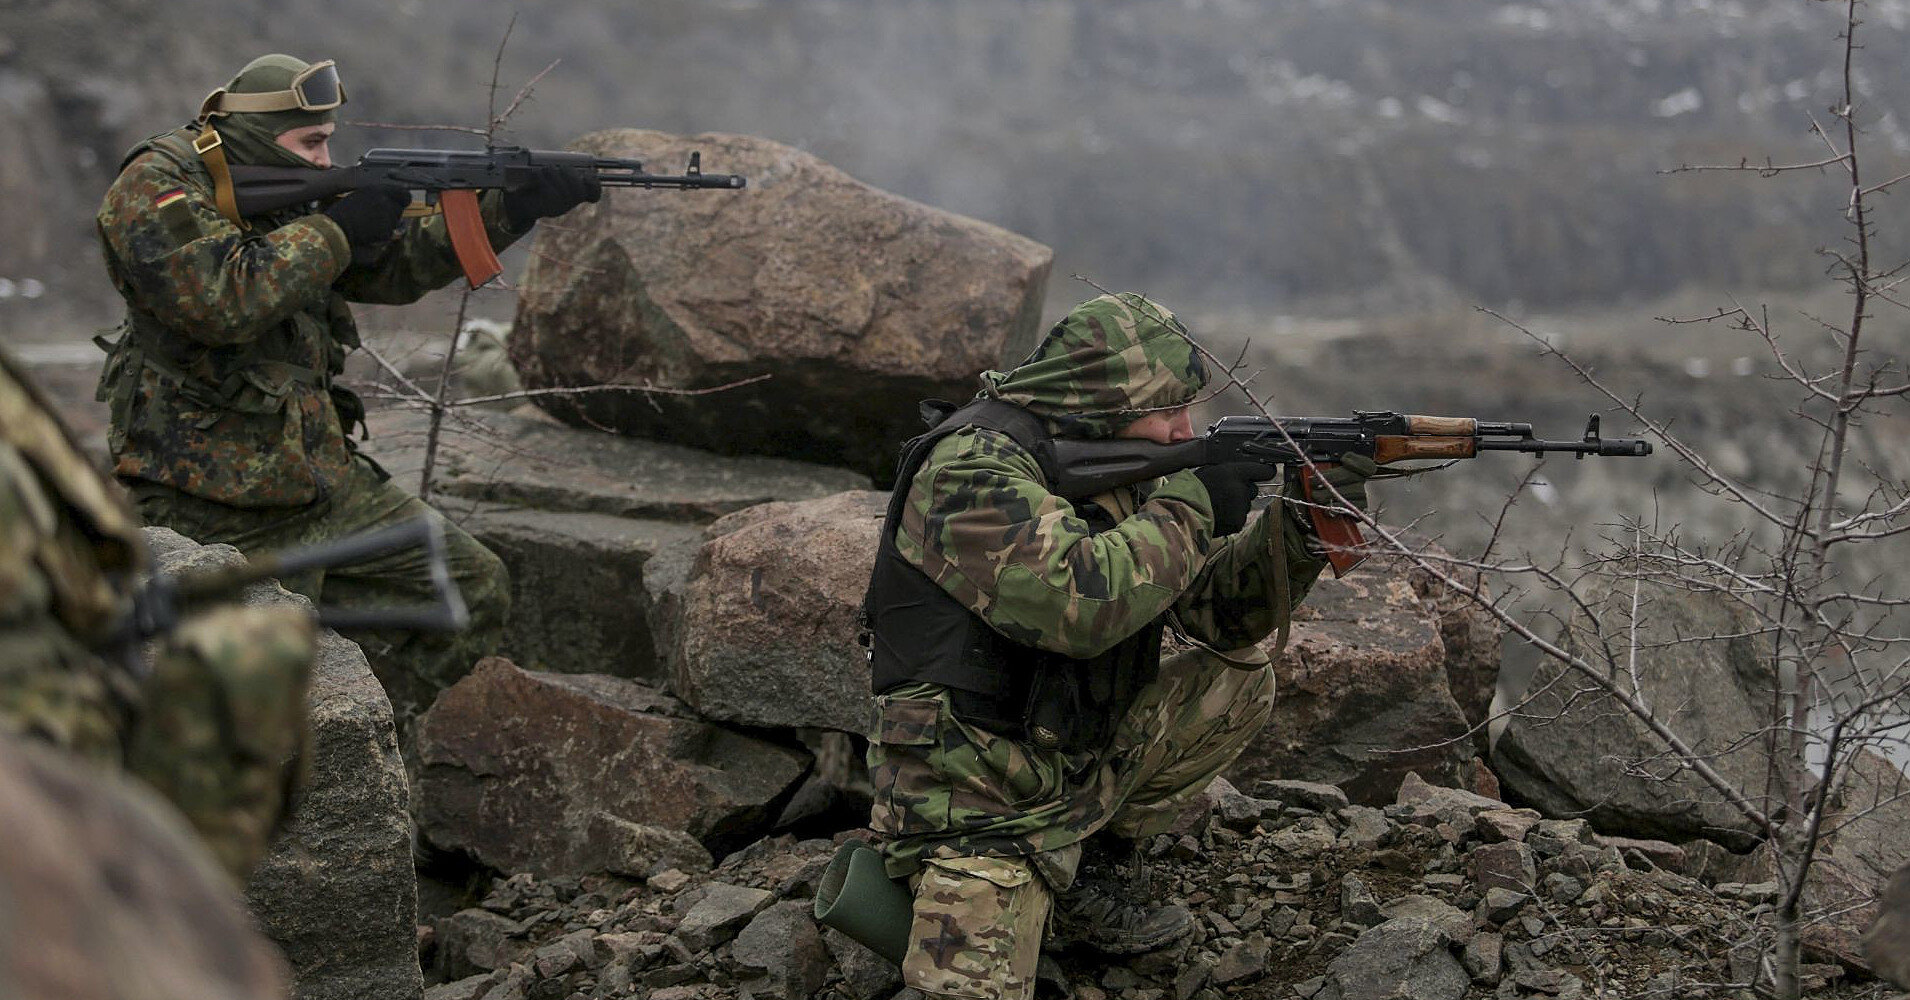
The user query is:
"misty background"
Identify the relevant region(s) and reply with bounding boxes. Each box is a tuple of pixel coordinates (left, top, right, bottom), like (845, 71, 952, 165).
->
(5, 0, 1909, 669)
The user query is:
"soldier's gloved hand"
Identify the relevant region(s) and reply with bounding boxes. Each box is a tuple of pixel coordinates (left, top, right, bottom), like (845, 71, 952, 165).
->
(504, 166, 603, 232)
(323, 182, 410, 264)
(1194, 461, 1276, 537)
(1318, 453, 1379, 513)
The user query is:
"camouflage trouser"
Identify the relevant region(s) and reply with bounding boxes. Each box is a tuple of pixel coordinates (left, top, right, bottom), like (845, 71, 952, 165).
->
(873, 645, 1276, 1000)
(0, 606, 315, 883)
(131, 454, 509, 724)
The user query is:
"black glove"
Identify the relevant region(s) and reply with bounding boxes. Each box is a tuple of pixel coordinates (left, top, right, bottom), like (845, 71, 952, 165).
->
(323, 183, 410, 265)
(504, 166, 603, 232)
(1194, 461, 1276, 537)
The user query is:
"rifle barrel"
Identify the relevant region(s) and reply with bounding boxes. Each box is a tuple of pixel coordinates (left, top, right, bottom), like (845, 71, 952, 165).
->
(1476, 437, 1652, 457)
(596, 171, 747, 189)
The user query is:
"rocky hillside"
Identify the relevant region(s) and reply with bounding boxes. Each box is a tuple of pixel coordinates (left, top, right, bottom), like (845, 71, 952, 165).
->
(7, 0, 1910, 332)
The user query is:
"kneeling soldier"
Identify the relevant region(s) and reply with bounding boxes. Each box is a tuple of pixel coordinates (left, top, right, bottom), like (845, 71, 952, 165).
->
(864, 293, 1373, 998)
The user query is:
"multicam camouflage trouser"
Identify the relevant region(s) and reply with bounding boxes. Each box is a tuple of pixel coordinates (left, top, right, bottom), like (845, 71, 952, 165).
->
(875, 645, 1276, 1000)
(131, 454, 509, 724)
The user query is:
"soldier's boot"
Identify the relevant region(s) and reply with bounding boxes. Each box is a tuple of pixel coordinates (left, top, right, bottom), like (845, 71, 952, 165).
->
(1048, 835, 1194, 955)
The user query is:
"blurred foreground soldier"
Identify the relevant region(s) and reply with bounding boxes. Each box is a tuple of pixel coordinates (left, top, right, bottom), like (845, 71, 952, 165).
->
(0, 731, 290, 1000)
(0, 351, 314, 881)
(92, 54, 595, 719)
(862, 294, 1373, 998)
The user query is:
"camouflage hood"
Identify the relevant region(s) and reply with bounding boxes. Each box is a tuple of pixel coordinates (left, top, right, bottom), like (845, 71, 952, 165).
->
(977, 293, 1208, 439)
(210, 54, 338, 170)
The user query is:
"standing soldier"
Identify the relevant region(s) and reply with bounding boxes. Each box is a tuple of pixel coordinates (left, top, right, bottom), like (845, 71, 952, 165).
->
(0, 349, 315, 882)
(93, 54, 597, 720)
(863, 293, 1374, 997)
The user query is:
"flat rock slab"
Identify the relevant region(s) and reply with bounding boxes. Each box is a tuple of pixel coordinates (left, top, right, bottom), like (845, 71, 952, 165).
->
(146, 528, 420, 1000)
(416, 659, 811, 873)
(510, 129, 1052, 479)
(672, 491, 887, 733)
(360, 407, 868, 523)
(1318, 916, 1468, 1000)
(676, 884, 775, 952)
(1229, 572, 1473, 805)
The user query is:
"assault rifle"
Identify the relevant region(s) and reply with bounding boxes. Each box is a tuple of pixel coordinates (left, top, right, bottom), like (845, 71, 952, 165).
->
(1039, 412, 1653, 576)
(127, 517, 469, 652)
(225, 145, 747, 288)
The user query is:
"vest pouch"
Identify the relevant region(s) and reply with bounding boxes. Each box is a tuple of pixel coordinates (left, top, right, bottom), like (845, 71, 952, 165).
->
(93, 323, 137, 454)
(221, 363, 310, 415)
(940, 617, 1037, 739)
(1021, 660, 1084, 753)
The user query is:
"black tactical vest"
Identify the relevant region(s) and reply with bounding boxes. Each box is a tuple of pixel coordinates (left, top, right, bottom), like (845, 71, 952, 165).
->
(864, 399, 1164, 755)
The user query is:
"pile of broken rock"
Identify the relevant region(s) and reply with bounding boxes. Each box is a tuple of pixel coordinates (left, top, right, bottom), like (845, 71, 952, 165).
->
(421, 773, 1876, 1000)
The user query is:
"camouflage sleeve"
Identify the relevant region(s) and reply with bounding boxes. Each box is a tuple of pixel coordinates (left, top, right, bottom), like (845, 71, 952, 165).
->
(97, 154, 350, 347)
(1169, 496, 1327, 649)
(128, 604, 315, 882)
(896, 427, 1217, 659)
(333, 191, 526, 304)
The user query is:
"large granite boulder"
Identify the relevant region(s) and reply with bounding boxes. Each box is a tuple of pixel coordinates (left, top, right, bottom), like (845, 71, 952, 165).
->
(671, 491, 887, 733)
(455, 505, 701, 682)
(146, 528, 420, 1000)
(1491, 580, 1786, 848)
(509, 129, 1054, 478)
(1866, 860, 1910, 988)
(1229, 570, 1477, 805)
(359, 408, 866, 680)
(0, 734, 289, 1000)
(416, 658, 811, 873)
(1799, 750, 1910, 971)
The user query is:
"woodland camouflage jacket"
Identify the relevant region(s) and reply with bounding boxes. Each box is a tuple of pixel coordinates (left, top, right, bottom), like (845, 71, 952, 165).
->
(894, 292, 1327, 662)
(94, 124, 522, 507)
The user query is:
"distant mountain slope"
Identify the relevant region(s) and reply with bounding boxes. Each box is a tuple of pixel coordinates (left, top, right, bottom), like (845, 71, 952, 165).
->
(7, 0, 1906, 327)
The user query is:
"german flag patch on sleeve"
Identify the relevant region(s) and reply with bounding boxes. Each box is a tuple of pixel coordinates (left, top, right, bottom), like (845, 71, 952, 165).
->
(154, 187, 201, 243)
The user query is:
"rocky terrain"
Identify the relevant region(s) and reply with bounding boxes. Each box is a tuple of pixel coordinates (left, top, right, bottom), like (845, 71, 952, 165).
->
(413, 773, 1886, 1000)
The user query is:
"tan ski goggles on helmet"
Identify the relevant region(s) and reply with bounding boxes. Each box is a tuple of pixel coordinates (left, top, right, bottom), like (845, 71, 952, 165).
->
(199, 60, 347, 117)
